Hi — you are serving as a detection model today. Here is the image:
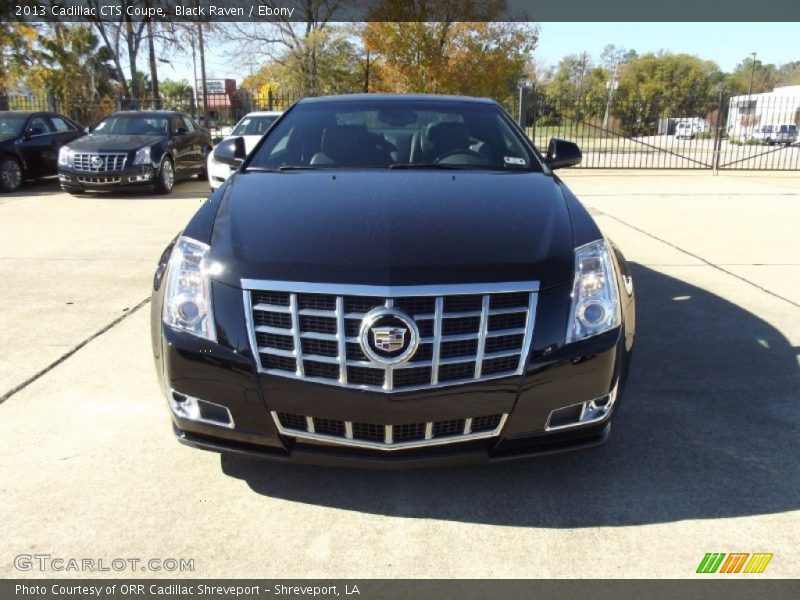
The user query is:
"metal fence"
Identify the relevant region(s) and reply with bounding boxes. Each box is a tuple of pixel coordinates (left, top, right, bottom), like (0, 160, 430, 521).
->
(5, 89, 798, 171)
(519, 88, 800, 171)
(1, 90, 304, 129)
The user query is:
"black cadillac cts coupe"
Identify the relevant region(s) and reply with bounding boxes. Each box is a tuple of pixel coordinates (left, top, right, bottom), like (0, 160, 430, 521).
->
(150, 94, 635, 468)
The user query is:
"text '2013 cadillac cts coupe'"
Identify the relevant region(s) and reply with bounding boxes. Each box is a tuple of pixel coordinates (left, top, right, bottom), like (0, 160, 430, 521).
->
(150, 94, 635, 468)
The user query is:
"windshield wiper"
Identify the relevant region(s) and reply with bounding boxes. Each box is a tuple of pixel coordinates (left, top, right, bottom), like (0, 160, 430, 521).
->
(389, 163, 467, 170)
(243, 166, 322, 173)
(277, 165, 325, 171)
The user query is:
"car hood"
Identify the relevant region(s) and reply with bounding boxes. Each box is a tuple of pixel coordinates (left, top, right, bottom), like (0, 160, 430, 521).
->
(209, 170, 576, 289)
(66, 133, 163, 152)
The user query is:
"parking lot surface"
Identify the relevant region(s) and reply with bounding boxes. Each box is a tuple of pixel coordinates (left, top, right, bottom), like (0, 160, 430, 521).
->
(1, 172, 798, 578)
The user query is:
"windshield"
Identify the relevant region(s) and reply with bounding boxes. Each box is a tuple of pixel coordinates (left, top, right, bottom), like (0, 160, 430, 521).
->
(93, 115, 170, 136)
(246, 99, 539, 171)
(0, 115, 28, 137)
(232, 115, 278, 136)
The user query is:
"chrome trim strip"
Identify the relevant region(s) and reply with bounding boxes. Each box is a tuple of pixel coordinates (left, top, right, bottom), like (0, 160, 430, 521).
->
(242, 290, 261, 366)
(474, 296, 490, 378)
(255, 325, 292, 335)
(261, 369, 521, 393)
(289, 293, 304, 377)
(517, 291, 539, 374)
(298, 308, 335, 317)
(335, 296, 347, 385)
(271, 411, 508, 452)
(301, 331, 337, 341)
(431, 297, 443, 385)
(253, 303, 291, 313)
(242, 280, 540, 296)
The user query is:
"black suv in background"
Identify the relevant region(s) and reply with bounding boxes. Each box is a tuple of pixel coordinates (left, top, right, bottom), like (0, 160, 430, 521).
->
(0, 111, 86, 193)
(58, 110, 211, 195)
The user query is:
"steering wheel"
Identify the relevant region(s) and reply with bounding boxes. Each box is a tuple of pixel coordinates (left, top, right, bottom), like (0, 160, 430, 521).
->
(435, 148, 484, 164)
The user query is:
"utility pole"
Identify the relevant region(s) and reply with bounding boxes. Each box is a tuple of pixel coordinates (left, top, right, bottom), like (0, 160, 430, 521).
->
(190, 29, 198, 116)
(747, 52, 757, 96)
(145, 3, 160, 109)
(603, 61, 619, 130)
(197, 21, 209, 125)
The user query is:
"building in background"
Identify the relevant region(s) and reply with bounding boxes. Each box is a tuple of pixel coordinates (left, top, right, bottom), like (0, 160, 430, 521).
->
(727, 85, 800, 140)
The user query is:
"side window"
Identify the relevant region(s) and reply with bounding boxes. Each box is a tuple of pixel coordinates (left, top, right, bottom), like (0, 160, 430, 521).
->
(171, 115, 184, 134)
(28, 116, 55, 135)
(50, 116, 75, 132)
(181, 115, 196, 132)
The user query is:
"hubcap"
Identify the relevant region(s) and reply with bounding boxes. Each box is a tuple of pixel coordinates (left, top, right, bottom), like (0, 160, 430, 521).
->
(163, 160, 174, 189)
(2, 160, 22, 190)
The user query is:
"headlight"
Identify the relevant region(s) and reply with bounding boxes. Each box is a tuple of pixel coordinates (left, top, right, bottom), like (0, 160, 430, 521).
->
(565, 239, 621, 344)
(133, 146, 152, 165)
(58, 147, 73, 167)
(162, 237, 217, 341)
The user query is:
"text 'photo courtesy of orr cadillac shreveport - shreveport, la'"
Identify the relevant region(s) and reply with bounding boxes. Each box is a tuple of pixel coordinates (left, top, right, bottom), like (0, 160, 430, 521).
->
(151, 94, 635, 467)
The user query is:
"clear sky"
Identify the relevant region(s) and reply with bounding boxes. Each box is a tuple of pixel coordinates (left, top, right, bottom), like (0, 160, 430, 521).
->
(157, 22, 800, 85)
(535, 22, 800, 71)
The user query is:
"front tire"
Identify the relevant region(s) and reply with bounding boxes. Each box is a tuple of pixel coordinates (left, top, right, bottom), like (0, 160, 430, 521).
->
(0, 156, 24, 193)
(154, 156, 175, 195)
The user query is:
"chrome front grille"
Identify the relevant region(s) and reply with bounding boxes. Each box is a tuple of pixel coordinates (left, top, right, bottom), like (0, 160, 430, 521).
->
(73, 152, 127, 172)
(243, 280, 539, 392)
(273, 411, 508, 450)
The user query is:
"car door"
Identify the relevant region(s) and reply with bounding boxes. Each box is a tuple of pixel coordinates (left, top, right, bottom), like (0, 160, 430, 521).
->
(181, 114, 205, 169)
(170, 113, 191, 174)
(49, 113, 85, 153)
(19, 114, 59, 177)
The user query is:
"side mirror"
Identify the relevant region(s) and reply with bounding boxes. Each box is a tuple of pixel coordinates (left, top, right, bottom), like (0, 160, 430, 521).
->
(175, 126, 189, 136)
(213, 136, 246, 167)
(545, 138, 582, 170)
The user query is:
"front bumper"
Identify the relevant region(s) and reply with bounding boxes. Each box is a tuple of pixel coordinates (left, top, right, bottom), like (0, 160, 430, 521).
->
(59, 163, 157, 191)
(154, 281, 631, 468)
(207, 155, 233, 190)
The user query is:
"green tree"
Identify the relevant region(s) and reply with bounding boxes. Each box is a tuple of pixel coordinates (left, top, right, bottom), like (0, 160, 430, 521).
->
(725, 56, 778, 95)
(160, 79, 193, 108)
(0, 23, 39, 108)
(363, 6, 537, 106)
(27, 24, 116, 122)
(776, 61, 800, 86)
(613, 53, 723, 135)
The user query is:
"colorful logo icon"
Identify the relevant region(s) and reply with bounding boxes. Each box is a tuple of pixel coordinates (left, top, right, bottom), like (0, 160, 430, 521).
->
(696, 553, 773, 574)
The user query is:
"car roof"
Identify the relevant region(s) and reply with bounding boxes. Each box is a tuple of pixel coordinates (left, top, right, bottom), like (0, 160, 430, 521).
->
(243, 111, 282, 117)
(297, 93, 497, 105)
(109, 110, 184, 116)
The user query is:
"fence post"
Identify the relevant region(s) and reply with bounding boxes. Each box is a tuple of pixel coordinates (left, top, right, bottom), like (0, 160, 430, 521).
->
(712, 90, 725, 174)
(518, 85, 530, 127)
(268, 89, 274, 111)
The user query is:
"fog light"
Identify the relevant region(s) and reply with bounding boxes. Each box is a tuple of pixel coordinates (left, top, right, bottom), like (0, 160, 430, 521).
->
(169, 390, 234, 428)
(545, 382, 619, 431)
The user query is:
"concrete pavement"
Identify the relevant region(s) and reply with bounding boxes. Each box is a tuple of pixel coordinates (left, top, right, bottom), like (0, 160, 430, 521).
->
(0, 172, 798, 578)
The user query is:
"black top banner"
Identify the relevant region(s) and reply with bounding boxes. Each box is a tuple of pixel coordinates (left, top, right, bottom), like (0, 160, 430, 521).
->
(5, 0, 800, 23)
